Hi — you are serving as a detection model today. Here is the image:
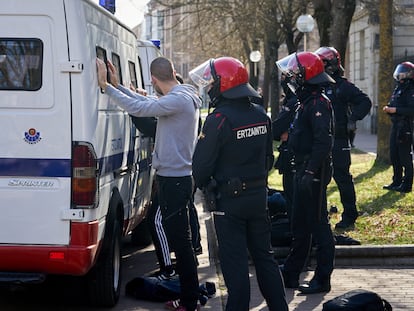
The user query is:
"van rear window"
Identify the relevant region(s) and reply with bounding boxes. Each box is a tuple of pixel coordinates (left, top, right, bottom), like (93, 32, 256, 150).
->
(0, 38, 43, 91)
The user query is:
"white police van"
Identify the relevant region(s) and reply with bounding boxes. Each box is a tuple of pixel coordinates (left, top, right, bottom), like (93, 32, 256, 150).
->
(137, 39, 163, 95)
(0, 0, 154, 307)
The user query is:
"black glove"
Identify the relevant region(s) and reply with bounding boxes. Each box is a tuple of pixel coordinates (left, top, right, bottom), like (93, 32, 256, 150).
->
(347, 120, 357, 132)
(300, 172, 314, 196)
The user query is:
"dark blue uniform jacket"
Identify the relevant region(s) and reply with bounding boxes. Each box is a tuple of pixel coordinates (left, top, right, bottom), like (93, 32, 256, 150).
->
(192, 98, 274, 188)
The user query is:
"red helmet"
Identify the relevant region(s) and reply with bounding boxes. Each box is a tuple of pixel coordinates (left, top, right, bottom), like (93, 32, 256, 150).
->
(276, 52, 334, 92)
(314, 46, 344, 75)
(189, 57, 259, 103)
(393, 61, 414, 82)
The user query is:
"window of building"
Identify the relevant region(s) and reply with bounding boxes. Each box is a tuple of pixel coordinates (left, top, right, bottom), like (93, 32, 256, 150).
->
(359, 30, 365, 80)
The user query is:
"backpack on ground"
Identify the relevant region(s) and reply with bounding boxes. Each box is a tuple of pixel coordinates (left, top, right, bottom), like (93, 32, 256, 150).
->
(322, 289, 392, 311)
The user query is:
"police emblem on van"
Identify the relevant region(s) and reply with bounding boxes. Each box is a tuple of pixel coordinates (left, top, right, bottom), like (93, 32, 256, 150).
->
(23, 128, 42, 144)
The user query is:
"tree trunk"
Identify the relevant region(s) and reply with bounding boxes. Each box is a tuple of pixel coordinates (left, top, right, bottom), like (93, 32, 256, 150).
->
(329, 0, 355, 65)
(377, 0, 393, 163)
(266, 39, 280, 121)
(263, 39, 272, 112)
(312, 0, 331, 46)
(312, 0, 355, 65)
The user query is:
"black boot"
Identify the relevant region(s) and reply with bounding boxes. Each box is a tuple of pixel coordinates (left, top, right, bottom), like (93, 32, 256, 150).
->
(298, 277, 331, 294)
(396, 183, 412, 193)
(383, 182, 401, 191)
(335, 219, 355, 231)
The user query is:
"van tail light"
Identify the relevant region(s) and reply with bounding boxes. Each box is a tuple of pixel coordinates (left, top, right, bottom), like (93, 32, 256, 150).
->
(72, 142, 99, 209)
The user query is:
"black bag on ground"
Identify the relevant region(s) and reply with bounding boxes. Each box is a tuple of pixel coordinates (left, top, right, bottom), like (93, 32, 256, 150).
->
(322, 289, 392, 310)
(270, 214, 292, 246)
(125, 275, 216, 306)
(268, 188, 292, 247)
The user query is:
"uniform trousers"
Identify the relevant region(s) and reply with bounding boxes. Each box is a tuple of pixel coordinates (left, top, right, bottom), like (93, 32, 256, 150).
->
(332, 137, 358, 222)
(283, 164, 335, 283)
(213, 188, 288, 311)
(390, 125, 413, 187)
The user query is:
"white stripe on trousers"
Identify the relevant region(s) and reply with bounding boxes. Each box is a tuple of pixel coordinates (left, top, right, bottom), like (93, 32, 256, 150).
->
(155, 206, 172, 266)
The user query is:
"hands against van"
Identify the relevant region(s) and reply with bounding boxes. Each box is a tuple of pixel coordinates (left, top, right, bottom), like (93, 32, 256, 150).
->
(96, 58, 119, 90)
(129, 83, 148, 96)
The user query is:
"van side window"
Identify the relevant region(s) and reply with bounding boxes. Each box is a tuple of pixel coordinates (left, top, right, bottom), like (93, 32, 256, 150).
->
(111, 52, 123, 86)
(96, 46, 107, 63)
(0, 38, 43, 91)
(137, 56, 145, 90)
(96, 46, 111, 91)
(128, 61, 138, 90)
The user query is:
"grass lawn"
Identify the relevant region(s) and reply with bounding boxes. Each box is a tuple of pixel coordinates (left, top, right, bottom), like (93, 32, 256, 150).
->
(268, 147, 414, 245)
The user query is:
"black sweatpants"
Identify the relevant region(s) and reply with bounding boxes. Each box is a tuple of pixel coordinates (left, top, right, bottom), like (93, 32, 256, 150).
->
(157, 175, 199, 310)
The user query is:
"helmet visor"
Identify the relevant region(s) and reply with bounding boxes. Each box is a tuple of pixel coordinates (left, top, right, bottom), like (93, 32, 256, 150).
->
(276, 53, 302, 93)
(276, 53, 299, 77)
(189, 59, 215, 88)
(393, 63, 413, 81)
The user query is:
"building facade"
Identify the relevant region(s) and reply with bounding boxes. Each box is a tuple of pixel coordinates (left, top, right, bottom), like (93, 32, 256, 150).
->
(348, 1, 414, 133)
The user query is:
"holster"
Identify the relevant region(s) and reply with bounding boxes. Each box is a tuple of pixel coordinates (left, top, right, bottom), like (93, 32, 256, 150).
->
(204, 179, 219, 212)
(275, 144, 293, 174)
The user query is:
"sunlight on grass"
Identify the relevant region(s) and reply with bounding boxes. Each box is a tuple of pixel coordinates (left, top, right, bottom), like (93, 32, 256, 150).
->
(268, 148, 414, 245)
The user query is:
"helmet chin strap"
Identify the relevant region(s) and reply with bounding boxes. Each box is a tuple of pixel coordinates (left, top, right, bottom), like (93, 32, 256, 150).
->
(207, 83, 221, 110)
(295, 53, 305, 86)
(207, 59, 222, 110)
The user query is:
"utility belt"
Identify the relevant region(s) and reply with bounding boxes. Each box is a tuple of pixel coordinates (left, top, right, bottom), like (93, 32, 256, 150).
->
(293, 154, 310, 165)
(218, 177, 267, 197)
(391, 115, 407, 123)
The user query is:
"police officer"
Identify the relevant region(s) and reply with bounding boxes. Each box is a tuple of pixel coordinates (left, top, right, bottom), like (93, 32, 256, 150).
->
(315, 46, 372, 231)
(383, 61, 414, 193)
(276, 51, 336, 294)
(190, 57, 288, 311)
(272, 73, 299, 219)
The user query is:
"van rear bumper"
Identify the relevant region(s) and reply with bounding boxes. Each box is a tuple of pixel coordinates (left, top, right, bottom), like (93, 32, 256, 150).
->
(0, 272, 46, 284)
(0, 221, 101, 276)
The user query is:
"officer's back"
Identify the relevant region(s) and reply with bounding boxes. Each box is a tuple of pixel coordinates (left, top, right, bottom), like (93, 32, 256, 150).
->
(211, 98, 270, 183)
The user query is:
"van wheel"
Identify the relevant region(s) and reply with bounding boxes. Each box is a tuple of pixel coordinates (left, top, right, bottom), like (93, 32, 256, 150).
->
(87, 220, 122, 307)
(131, 218, 153, 246)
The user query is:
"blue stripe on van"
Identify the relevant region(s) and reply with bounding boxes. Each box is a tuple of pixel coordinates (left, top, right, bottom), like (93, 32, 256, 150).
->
(0, 158, 71, 177)
(0, 152, 149, 178)
(98, 151, 150, 175)
(99, 152, 124, 175)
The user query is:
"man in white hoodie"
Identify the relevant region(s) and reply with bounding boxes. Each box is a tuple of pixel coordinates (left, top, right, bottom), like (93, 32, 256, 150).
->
(97, 57, 201, 311)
